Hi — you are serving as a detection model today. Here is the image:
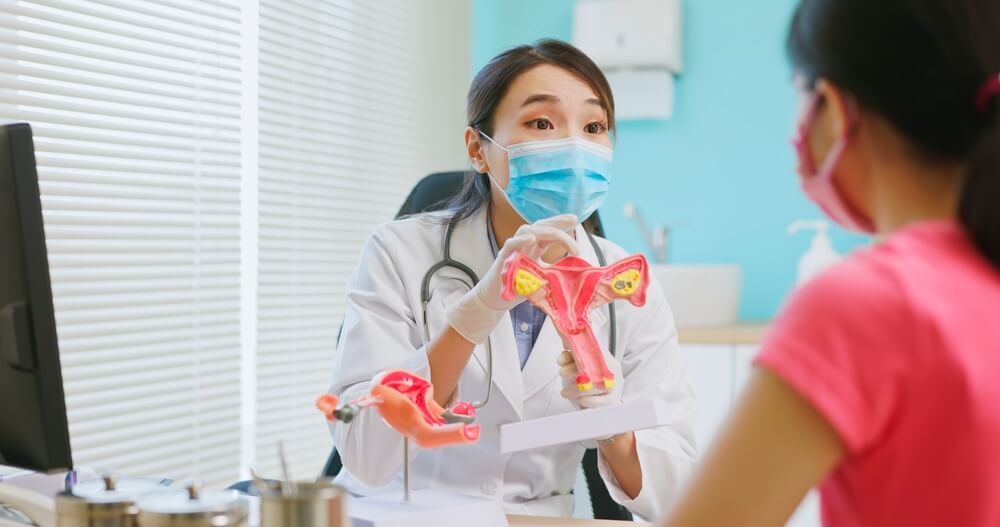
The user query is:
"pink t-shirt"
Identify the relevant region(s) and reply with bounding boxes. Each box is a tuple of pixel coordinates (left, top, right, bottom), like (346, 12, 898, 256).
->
(756, 221, 1000, 526)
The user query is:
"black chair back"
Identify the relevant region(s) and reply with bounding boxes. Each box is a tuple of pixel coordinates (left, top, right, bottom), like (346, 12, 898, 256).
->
(396, 171, 467, 217)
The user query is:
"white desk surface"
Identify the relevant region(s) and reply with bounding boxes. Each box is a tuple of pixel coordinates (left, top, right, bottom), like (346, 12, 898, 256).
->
(508, 515, 646, 526)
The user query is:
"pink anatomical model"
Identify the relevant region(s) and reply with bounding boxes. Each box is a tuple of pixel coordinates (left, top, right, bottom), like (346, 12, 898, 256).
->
(500, 252, 650, 391)
(316, 369, 479, 449)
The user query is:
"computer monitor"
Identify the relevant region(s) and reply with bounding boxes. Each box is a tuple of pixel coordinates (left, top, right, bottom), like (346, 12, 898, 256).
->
(0, 122, 72, 473)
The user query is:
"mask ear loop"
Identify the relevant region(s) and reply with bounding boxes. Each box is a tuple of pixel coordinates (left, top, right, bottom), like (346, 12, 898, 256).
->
(475, 130, 516, 204)
(477, 130, 509, 153)
(795, 93, 859, 178)
(819, 95, 860, 179)
(473, 130, 507, 183)
(792, 94, 823, 173)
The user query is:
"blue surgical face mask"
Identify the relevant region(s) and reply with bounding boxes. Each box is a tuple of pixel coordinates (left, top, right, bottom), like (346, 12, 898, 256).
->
(480, 132, 613, 224)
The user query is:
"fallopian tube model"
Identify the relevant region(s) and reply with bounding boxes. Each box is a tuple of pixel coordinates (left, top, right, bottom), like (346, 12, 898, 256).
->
(501, 252, 650, 391)
(316, 369, 480, 449)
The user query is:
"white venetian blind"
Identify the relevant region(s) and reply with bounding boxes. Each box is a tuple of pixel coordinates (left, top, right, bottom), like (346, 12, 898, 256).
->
(0, 0, 244, 488)
(254, 0, 469, 477)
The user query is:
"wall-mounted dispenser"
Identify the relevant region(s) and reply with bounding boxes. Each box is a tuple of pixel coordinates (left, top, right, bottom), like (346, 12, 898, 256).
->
(572, 0, 683, 120)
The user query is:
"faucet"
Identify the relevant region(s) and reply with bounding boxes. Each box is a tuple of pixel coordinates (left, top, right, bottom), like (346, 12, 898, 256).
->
(623, 202, 669, 264)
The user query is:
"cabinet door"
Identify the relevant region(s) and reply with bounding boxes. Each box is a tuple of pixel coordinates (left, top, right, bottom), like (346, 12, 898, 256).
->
(679, 344, 734, 452)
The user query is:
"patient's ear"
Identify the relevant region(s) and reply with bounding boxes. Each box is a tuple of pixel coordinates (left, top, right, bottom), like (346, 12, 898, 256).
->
(808, 79, 852, 166)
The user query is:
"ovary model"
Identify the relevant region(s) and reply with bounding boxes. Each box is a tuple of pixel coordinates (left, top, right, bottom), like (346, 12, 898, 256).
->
(316, 369, 480, 449)
(501, 252, 650, 391)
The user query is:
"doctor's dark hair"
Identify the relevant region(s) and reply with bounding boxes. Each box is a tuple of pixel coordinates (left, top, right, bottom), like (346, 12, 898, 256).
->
(787, 0, 1000, 269)
(446, 39, 615, 232)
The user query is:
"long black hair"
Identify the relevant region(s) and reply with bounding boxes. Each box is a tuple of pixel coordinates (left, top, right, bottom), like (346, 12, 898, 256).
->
(788, 0, 1000, 268)
(446, 39, 616, 236)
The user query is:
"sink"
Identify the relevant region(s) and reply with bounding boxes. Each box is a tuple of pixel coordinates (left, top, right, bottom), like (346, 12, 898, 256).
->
(652, 264, 742, 328)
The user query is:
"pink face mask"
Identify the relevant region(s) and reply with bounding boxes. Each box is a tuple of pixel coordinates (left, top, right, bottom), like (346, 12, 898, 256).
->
(792, 95, 876, 234)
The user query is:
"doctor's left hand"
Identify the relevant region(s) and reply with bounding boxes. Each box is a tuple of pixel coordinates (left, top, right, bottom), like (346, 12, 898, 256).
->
(446, 214, 580, 345)
(557, 350, 623, 409)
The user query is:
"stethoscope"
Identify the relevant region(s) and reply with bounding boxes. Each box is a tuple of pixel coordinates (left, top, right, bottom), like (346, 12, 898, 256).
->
(419, 218, 619, 411)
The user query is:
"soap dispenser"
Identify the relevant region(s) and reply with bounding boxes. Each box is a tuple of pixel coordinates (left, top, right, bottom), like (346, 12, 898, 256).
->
(788, 220, 842, 287)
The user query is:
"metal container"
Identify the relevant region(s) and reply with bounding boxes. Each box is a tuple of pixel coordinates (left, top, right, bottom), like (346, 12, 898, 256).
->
(136, 484, 247, 527)
(257, 479, 346, 527)
(56, 474, 167, 527)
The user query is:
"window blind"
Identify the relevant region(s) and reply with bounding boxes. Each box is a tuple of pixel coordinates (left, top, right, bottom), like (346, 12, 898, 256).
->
(0, 0, 470, 485)
(0, 0, 244, 488)
(254, 0, 469, 478)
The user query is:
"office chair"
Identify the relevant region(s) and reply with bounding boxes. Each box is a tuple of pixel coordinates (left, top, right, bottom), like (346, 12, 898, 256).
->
(233, 171, 630, 521)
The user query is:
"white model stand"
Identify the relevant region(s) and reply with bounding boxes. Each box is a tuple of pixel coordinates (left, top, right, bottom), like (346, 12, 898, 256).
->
(348, 439, 507, 527)
(499, 399, 674, 454)
(348, 490, 507, 527)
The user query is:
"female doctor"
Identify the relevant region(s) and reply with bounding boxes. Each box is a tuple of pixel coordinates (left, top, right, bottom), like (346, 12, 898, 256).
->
(327, 39, 696, 520)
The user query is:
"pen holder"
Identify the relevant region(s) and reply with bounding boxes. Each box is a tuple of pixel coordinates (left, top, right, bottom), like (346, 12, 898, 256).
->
(257, 479, 346, 527)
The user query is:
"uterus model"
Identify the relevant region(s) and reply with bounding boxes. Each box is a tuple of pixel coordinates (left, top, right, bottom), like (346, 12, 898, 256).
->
(317, 372, 497, 513)
(316, 369, 479, 449)
(501, 252, 650, 391)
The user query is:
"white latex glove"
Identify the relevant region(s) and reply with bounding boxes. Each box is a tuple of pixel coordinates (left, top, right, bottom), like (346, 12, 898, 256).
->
(446, 214, 580, 345)
(557, 350, 623, 409)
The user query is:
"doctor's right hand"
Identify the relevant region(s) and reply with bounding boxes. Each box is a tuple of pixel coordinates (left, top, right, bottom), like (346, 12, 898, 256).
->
(557, 350, 622, 409)
(446, 214, 580, 345)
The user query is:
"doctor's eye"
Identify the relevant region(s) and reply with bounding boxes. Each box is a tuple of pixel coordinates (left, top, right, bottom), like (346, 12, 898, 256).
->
(585, 121, 607, 134)
(529, 118, 554, 130)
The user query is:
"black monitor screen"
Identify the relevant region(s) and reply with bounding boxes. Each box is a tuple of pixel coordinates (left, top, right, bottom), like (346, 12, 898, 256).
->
(0, 122, 72, 473)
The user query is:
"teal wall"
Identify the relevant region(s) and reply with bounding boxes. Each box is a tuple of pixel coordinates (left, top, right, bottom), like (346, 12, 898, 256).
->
(471, 0, 868, 321)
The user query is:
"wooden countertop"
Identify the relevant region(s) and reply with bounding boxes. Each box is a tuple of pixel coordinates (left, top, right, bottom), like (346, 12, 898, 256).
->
(508, 515, 645, 526)
(677, 323, 770, 345)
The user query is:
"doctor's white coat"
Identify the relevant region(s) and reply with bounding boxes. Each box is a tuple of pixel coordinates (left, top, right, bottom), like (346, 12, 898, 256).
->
(327, 208, 697, 521)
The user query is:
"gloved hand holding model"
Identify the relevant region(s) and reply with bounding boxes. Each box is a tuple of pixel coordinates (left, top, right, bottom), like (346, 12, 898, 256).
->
(445, 213, 580, 345)
(557, 349, 623, 409)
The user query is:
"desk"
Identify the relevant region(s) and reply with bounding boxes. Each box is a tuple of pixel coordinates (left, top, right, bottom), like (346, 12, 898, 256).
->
(677, 323, 770, 345)
(508, 516, 644, 526)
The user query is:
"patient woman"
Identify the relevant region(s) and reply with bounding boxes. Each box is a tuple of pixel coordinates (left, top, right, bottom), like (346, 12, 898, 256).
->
(660, 0, 1000, 525)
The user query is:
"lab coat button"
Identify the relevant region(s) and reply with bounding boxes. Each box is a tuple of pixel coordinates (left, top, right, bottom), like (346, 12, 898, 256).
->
(481, 481, 497, 495)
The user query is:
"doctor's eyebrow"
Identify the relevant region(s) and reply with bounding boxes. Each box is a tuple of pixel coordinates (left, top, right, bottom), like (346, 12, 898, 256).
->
(520, 94, 606, 111)
(521, 93, 561, 107)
